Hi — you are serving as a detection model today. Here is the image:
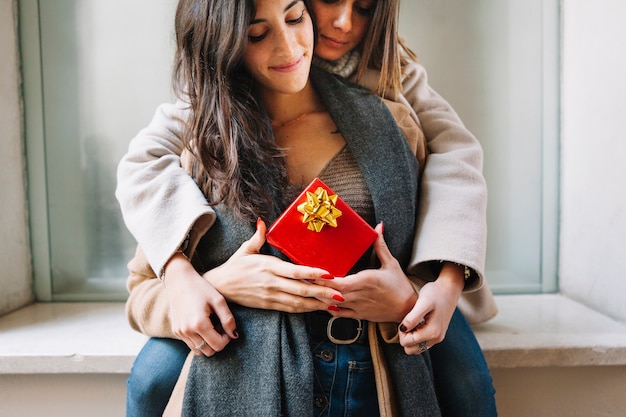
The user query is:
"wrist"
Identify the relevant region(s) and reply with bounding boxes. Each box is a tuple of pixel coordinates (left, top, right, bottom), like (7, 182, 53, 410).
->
(437, 262, 466, 295)
(163, 251, 195, 285)
(398, 280, 419, 322)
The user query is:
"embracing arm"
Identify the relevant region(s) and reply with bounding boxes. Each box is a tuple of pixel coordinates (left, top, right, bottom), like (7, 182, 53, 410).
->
(125, 224, 346, 351)
(115, 100, 216, 277)
(126, 244, 237, 356)
(400, 61, 488, 288)
(357, 64, 488, 288)
(125, 246, 176, 338)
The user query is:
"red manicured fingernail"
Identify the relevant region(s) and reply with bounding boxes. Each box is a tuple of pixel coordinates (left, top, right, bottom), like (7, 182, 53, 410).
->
(256, 217, 262, 230)
(332, 294, 345, 302)
(328, 305, 341, 312)
(380, 221, 384, 234)
(321, 274, 334, 280)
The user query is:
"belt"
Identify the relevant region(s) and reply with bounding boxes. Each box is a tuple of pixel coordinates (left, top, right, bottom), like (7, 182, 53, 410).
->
(307, 312, 367, 345)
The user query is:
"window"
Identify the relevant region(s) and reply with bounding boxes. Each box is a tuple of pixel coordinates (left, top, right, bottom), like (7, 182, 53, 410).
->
(21, 0, 177, 301)
(399, 0, 560, 293)
(20, 0, 560, 301)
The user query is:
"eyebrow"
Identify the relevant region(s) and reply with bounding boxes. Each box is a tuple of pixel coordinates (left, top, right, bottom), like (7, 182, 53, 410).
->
(250, 0, 302, 24)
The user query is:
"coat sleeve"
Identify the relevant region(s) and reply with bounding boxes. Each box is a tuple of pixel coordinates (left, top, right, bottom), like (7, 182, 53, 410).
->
(398, 62, 488, 289)
(358, 64, 496, 322)
(115, 100, 216, 278)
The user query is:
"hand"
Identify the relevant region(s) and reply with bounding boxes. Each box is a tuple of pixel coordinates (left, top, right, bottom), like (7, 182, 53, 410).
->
(163, 252, 238, 357)
(203, 219, 345, 313)
(319, 223, 418, 323)
(398, 262, 464, 355)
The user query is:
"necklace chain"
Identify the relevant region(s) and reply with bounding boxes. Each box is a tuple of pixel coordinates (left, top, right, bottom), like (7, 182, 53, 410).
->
(271, 106, 324, 129)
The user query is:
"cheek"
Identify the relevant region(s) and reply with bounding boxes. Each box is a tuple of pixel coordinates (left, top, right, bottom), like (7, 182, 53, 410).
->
(310, 3, 331, 28)
(352, 17, 370, 42)
(301, 18, 316, 51)
(305, 29, 315, 50)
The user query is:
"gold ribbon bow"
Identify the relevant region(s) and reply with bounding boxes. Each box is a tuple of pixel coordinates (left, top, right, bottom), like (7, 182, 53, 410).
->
(297, 186, 343, 232)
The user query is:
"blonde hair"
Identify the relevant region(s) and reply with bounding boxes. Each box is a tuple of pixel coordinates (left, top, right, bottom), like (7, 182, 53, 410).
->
(355, 0, 417, 99)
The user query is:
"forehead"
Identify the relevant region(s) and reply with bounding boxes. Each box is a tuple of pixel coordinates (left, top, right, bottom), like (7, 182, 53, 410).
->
(252, 0, 302, 17)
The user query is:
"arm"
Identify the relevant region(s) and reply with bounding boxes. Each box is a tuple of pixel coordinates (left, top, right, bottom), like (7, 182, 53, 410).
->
(125, 223, 346, 354)
(125, 246, 176, 338)
(125, 244, 237, 356)
(357, 63, 488, 288)
(400, 62, 488, 288)
(115, 100, 216, 277)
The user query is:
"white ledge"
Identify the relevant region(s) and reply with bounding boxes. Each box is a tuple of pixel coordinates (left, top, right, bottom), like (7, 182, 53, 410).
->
(0, 302, 147, 374)
(1, 295, 626, 374)
(473, 294, 626, 368)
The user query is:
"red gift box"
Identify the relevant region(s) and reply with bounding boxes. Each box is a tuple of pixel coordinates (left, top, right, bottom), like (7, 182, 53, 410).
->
(266, 178, 378, 276)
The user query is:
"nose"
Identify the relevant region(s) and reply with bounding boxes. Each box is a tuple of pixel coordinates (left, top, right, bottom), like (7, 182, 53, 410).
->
(274, 27, 297, 56)
(332, 6, 352, 33)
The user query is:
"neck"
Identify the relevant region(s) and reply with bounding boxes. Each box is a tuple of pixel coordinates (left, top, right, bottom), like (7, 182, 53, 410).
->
(257, 80, 323, 127)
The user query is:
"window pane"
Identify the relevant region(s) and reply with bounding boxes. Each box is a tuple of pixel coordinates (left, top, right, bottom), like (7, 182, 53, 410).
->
(24, 0, 559, 300)
(35, 0, 177, 299)
(399, 0, 560, 293)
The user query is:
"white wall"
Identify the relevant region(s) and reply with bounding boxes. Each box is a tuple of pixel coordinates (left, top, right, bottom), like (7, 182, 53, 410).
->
(560, 0, 626, 322)
(0, 0, 33, 315)
(0, 374, 127, 417)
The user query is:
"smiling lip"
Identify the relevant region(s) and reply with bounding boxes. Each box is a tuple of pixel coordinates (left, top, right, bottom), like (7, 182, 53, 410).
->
(320, 34, 348, 48)
(271, 56, 304, 73)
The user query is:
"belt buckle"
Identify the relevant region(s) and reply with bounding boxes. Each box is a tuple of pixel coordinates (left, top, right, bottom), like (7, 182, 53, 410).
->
(327, 317, 363, 345)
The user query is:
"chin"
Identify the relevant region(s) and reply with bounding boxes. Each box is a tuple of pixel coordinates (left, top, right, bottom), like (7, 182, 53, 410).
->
(315, 44, 350, 62)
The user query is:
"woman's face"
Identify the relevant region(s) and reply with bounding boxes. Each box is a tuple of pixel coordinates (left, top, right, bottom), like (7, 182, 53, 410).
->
(311, 0, 375, 61)
(243, 0, 314, 95)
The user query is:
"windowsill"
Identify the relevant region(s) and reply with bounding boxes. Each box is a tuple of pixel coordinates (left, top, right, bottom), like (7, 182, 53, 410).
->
(1, 294, 625, 374)
(0, 302, 147, 374)
(473, 294, 626, 368)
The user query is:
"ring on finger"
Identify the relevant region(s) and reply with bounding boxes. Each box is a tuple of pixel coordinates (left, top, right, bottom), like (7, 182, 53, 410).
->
(195, 340, 206, 350)
(418, 341, 429, 353)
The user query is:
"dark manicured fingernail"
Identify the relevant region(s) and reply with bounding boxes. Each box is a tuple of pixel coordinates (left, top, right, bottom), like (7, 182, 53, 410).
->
(332, 294, 345, 302)
(399, 324, 408, 332)
(233, 330, 239, 338)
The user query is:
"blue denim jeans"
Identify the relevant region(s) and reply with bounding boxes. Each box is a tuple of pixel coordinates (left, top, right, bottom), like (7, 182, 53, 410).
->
(126, 337, 189, 417)
(429, 309, 498, 417)
(309, 332, 379, 417)
(126, 309, 496, 417)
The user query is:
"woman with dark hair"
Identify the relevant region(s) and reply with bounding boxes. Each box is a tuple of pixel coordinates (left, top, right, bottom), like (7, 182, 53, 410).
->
(119, 0, 496, 416)
(124, 0, 440, 415)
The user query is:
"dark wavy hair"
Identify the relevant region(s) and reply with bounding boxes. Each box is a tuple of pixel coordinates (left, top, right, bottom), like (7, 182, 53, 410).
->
(172, 0, 288, 222)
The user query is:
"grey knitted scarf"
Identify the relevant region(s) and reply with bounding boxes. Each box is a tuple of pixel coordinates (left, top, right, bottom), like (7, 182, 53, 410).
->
(313, 49, 360, 79)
